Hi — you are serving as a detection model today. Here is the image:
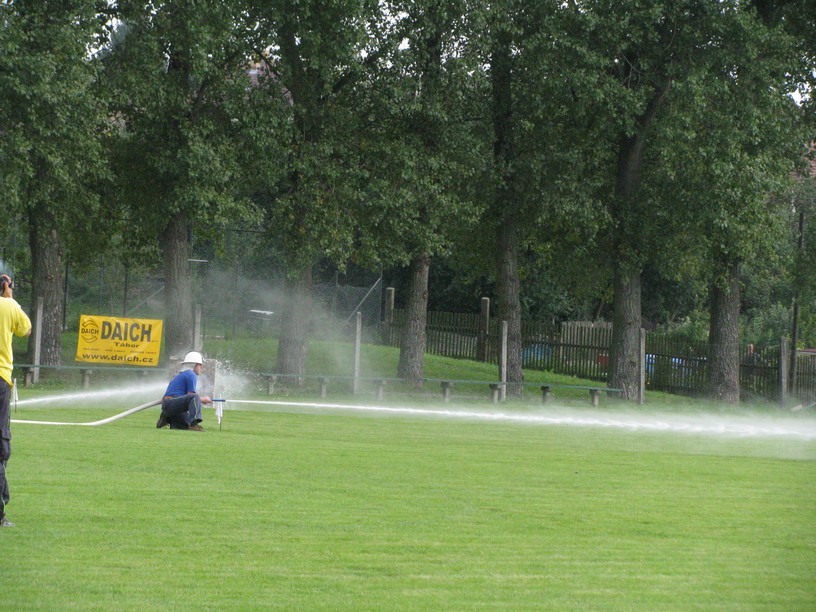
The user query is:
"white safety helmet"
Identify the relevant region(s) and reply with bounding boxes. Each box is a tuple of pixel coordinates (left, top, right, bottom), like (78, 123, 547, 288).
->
(182, 351, 204, 366)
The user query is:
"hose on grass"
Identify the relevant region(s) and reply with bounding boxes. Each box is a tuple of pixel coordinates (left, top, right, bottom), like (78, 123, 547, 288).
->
(10, 399, 162, 427)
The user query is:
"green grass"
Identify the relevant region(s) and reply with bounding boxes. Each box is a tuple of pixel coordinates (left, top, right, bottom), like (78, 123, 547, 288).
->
(5, 339, 815, 608)
(3, 397, 815, 609)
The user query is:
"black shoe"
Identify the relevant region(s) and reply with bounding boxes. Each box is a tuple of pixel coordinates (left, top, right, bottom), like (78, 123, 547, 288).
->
(156, 413, 169, 428)
(1, 516, 15, 527)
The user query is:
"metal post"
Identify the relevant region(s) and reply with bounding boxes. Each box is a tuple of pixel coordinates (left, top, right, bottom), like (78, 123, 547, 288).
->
(193, 304, 202, 351)
(353, 311, 362, 395)
(122, 264, 129, 317)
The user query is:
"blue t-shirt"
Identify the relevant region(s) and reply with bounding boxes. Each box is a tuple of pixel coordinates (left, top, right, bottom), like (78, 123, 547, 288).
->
(164, 369, 198, 398)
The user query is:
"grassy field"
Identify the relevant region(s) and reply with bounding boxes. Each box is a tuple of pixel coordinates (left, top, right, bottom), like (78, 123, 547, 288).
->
(4, 342, 816, 609)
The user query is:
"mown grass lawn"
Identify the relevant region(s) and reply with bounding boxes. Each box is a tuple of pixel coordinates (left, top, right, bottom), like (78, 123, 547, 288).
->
(3, 397, 815, 610)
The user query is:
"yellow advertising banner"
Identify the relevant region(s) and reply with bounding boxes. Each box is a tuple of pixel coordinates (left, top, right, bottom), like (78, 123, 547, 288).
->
(76, 315, 163, 366)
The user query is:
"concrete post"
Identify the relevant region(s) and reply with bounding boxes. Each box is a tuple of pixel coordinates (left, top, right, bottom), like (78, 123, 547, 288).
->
(638, 328, 646, 405)
(383, 287, 395, 343)
(32, 297, 43, 384)
(500, 320, 508, 402)
(477, 297, 490, 362)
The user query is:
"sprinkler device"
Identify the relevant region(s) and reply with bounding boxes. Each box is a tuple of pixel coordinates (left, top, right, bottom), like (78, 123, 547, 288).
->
(212, 398, 226, 430)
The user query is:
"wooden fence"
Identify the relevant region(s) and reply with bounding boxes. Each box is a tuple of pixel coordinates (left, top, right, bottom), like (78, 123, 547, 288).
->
(382, 307, 815, 404)
(794, 351, 816, 405)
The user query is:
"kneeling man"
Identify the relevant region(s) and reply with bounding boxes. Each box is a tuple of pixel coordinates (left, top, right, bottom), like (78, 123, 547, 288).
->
(157, 351, 211, 431)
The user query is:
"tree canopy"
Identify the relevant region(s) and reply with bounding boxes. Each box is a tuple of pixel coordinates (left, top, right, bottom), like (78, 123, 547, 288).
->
(2, 0, 813, 398)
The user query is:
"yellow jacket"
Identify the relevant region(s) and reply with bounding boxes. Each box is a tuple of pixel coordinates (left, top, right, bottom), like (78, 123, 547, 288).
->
(0, 297, 32, 386)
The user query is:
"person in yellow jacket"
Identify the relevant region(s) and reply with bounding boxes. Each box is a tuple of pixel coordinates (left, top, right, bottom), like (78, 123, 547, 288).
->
(0, 274, 32, 527)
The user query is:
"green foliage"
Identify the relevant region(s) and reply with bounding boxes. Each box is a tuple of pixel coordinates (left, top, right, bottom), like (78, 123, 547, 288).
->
(0, 0, 112, 260)
(103, 0, 262, 243)
(789, 176, 816, 299)
(343, 0, 489, 269)
(741, 303, 796, 346)
(2, 0, 814, 363)
(655, 310, 720, 345)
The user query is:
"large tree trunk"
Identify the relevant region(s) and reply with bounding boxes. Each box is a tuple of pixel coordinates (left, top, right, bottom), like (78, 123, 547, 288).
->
(608, 262, 642, 401)
(26, 201, 64, 366)
(161, 211, 193, 359)
(491, 25, 523, 396)
(496, 219, 523, 396)
(276, 265, 313, 383)
(607, 132, 646, 402)
(398, 252, 430, 387)
(393, 4, 439, 390)
(708, 260, 741, 403)
(605, 85, 667, 401)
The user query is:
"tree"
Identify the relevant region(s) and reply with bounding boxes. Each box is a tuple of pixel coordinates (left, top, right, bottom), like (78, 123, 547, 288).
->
(786, 165, 816, 388)
(243, 0, 384, 380)
(104, 0, 259, 358)
(0, 0, 111, 365)
(558, 0, 808, 401)
(486, 7, 525, 395)
(383, 0, 482, 386)
(585, 1, 697, 402)
(655, 3, 808, 402)
(484, 1, 612, 393)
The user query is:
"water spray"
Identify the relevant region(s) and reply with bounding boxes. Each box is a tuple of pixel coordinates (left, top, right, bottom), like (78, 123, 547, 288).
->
(14, 382, 167, 408)
(224, 398, 816, 441)
(9, 388, 816, 441)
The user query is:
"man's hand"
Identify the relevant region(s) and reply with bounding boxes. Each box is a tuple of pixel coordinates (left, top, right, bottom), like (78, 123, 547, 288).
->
(0, 274, 12, 298)
(201, 396, 212, 405)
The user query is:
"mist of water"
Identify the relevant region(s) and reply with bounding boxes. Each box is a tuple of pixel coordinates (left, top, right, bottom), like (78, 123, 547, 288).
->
(14, 380, 167, 409)
(13, 357, 816, 451)
(223, 398, 816, 442)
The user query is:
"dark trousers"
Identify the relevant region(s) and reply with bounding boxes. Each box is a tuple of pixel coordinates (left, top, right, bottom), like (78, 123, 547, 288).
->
(161, 394, 202, 429)
(0, 379, 11, 518)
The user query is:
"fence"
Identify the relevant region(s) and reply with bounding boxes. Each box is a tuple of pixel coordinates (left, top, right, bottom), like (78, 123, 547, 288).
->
(16, 254, 814, 404)
(382, 306, 815, 404)
(795, 351, 816, 405)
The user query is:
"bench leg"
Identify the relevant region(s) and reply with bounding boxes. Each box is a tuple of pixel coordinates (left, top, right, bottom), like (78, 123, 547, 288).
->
(81, 369, 91, 390)
(375, 381, 386, 401)
(441, 382, 452, 403)
(490, 385, 500, 404)
(267, 375, 277, 395)
(541, 386, 551, 404)
(319, 378, 328, 399)
(590, 389, 600, 407)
